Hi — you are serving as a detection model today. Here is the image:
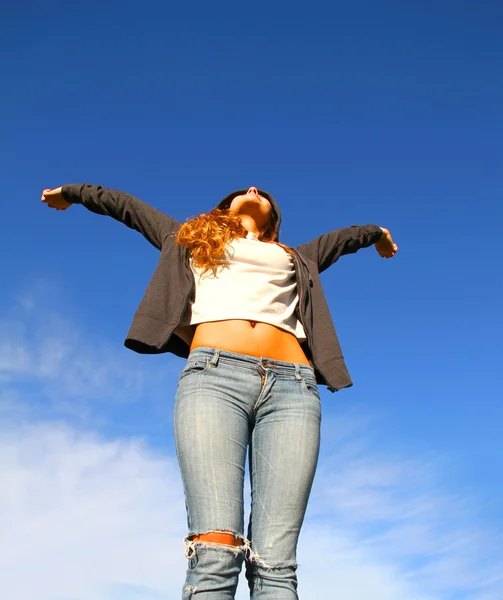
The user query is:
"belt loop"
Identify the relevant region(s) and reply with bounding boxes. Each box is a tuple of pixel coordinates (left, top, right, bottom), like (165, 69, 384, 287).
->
(294, 363, 302, 382)
(210, 348, 220, 367)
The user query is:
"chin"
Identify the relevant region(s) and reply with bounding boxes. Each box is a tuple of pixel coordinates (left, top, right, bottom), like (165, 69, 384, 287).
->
(241, 194, 262, 203)
(231, 197, 259, 213)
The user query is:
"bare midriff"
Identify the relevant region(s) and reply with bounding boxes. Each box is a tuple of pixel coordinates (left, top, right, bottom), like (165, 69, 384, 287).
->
(184, 320, 310, 365)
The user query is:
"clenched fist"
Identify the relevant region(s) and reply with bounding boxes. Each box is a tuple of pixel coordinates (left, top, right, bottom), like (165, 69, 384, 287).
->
(375, 228, 398, 258)
(41, 187, 71, 211)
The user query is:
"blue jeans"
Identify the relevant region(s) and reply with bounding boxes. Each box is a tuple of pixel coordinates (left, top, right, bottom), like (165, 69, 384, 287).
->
(174, 347, 321, 599)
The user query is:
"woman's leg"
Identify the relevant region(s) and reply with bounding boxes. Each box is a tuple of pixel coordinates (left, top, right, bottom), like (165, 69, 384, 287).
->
(245, 364, 321, 599)
(174, 349, 258, 599)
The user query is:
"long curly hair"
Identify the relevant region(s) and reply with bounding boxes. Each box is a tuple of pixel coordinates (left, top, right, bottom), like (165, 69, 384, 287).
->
(176, 208, 286, 276)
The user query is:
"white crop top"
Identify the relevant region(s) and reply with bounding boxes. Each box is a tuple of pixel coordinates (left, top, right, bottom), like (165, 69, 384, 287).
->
(189, 232, 306, 341)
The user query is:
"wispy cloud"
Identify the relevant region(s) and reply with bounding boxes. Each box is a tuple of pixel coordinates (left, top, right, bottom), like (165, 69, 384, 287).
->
(0, 311, 170, 401)
(304, 418, 503, 600)
(0, 290, 181, 429)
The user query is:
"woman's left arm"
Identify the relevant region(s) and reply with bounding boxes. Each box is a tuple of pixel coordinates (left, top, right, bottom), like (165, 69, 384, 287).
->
(296, 225, 398, 273)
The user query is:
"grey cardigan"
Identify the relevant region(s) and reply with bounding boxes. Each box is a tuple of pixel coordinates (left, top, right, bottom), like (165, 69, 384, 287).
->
(62, 184, 383, 392)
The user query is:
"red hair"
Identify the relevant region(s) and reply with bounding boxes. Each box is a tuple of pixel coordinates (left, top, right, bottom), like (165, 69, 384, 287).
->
(176, 208, 285, 275)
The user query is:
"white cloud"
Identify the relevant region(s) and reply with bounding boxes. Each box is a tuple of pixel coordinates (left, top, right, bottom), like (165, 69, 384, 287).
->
(0, 420, 187, 600)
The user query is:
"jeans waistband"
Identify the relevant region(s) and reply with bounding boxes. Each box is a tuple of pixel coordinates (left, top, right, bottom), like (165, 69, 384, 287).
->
(188, 346, 316, 377)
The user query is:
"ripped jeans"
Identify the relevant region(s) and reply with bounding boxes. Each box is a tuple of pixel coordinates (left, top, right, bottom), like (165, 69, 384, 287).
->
(174, 347, 321, 599)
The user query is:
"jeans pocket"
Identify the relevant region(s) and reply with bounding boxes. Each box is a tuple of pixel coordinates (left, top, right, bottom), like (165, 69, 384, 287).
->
(179, 357, 211, 381)
(301, 375, 321, 401)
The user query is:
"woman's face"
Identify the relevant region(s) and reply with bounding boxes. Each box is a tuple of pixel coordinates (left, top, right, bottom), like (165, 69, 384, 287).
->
(229, 187, 273, 231)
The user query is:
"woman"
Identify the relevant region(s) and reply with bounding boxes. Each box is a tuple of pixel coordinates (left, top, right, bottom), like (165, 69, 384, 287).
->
(41, 184, 398, 599)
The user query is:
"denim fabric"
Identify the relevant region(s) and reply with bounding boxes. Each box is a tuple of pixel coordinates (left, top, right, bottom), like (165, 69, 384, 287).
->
(174, 347, 321, 599)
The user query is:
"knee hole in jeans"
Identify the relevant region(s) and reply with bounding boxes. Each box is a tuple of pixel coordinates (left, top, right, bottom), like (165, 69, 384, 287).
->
(190, 531, 243, 547)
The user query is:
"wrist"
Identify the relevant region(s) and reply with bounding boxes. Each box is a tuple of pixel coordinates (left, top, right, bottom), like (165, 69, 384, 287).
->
(61, 184, 83, 205)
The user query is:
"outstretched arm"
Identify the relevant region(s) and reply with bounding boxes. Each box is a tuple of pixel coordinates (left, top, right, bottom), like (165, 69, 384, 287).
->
(41, 184, 181, 250)
(296, 225, 398, 273)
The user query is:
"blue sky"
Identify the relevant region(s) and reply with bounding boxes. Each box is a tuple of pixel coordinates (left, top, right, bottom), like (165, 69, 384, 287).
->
(1, 1, 502, 598)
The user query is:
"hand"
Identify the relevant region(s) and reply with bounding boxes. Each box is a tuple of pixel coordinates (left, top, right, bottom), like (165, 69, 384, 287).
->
(41, 187, 72, 211)
(375, 227, 398, 258)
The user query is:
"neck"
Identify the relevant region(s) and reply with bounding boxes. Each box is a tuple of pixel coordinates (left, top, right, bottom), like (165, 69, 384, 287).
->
(238, 215, 261, 236)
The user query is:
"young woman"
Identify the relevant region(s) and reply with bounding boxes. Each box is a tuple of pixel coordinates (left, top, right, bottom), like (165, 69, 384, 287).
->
(41, 184, 398, 599)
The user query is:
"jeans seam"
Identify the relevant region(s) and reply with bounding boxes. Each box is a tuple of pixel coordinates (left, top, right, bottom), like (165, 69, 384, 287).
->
(300, 375, 320, 400)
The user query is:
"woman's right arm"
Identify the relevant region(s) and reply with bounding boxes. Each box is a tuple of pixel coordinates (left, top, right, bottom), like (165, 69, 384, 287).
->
(41, 184, 181, 250)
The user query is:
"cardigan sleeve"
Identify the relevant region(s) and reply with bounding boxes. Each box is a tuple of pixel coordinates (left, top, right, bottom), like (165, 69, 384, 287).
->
(295, 225, 383, 273)
(62, 183, 181, 250)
